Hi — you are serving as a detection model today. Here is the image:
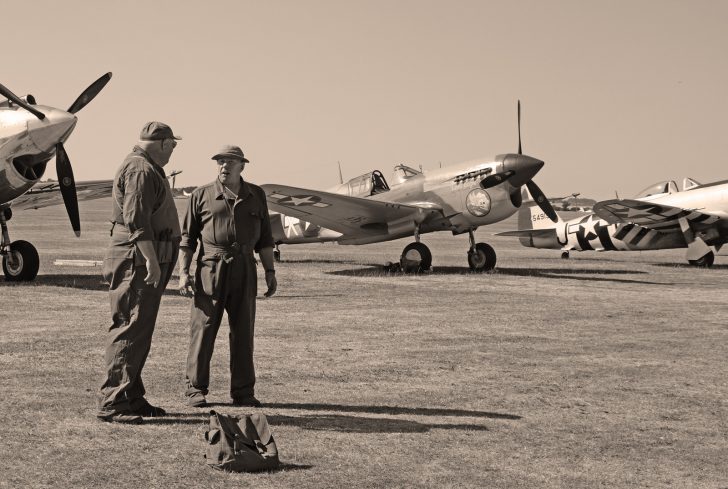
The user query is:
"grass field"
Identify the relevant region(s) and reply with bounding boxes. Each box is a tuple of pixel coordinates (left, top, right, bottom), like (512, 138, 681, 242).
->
(1, 198, 727, 488)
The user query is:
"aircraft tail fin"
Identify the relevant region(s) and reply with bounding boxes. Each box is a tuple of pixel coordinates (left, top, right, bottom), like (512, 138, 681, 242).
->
(517, 201, 563, 231)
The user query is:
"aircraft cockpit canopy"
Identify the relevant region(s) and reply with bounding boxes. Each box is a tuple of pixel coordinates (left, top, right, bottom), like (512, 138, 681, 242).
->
(391, 164, 422, 185)
(345, 170, 390, 197)
(0, 94, 37, 108)
(633, 180, 678, 199)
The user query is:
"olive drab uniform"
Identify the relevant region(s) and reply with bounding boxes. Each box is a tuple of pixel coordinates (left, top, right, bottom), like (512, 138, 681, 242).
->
(181, 178, 273, 401)
(98, 146, 181, 416)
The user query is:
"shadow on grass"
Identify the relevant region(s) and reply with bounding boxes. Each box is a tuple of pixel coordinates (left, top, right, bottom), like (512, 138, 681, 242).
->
(277, 258, 361, 265)
(493, 267, 671, 285)
(651, 262, 728, 270)
(327, 265, 668, 285)
(264, 402, 520, 420)
(4, 274, 189, 296)
(0, 273, 109, 290)
(143, 409, 495, 433)
(268, 414, 488, 433)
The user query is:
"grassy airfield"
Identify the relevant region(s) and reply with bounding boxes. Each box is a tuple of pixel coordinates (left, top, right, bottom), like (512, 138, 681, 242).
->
(1, 198, 727, 488)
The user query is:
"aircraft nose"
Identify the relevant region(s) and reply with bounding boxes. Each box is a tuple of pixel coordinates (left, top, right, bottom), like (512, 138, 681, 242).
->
(28, 108, 78, 152)
(502, 154, 544, 187)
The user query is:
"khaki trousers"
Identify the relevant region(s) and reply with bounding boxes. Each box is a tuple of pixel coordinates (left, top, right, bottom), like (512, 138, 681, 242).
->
(98, 246, 177, 415)
(185, 253, 258, 399)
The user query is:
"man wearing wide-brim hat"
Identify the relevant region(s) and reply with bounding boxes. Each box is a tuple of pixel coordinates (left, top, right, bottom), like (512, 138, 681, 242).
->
(178, 144, 276, 408)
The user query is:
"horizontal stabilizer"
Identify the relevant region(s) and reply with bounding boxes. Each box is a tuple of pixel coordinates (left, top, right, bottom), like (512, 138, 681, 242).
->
(496, 229, 557, 238)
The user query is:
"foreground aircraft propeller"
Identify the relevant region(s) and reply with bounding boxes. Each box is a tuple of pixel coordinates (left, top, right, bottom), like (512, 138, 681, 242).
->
(56, 72, 112, 236)
(481, 101, 557, 222)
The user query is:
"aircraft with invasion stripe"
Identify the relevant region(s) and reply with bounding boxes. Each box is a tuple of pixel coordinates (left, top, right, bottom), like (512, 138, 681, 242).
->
(498, 177, 728, 267)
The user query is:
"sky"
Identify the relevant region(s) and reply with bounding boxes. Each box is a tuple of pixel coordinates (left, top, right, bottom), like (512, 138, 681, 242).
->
(4, 0, 728, 199)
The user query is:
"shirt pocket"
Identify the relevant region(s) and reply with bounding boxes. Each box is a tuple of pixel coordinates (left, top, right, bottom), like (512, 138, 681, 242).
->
(246, 209, 264, 244)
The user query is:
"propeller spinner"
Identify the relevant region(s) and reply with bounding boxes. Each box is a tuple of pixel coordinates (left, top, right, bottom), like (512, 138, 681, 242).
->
(480, 101, 557, 222)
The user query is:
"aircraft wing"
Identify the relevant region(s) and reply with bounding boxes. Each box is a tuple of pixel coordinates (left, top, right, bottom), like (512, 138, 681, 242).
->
(10, 180, 113, 210)
(593, 199, 722, 231)
(262, 184, 440, 237)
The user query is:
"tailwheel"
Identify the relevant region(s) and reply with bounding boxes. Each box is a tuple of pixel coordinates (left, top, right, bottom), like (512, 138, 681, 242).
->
(561, 251, 570, 259)
(467, 242, 496, 272)
(400, 242, 432, 273)
(3, 240, 40, 281)
(688, 251, 714, 268)
(273, 246, 281, 262)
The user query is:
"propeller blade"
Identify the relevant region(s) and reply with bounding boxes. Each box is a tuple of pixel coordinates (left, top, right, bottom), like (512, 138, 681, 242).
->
(0, 82, 45, 120)
(67, 72, 112, 114)
(517, 100, 522, 155)
(55, 142, 81, 236)
(481, 170, 515, 189)
(526, 180, 558, 222)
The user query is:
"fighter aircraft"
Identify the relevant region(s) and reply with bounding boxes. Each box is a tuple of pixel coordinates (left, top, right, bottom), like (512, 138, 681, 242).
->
(263, 102, 557, 272)
(498, 177, 727, 267)
(0, 73, 112, 280)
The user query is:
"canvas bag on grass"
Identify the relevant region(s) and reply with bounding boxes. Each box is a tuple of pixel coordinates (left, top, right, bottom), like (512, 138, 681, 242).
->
(205, 410, 280, 472)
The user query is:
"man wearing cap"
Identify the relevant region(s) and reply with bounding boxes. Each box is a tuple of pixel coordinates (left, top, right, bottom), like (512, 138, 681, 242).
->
(97, 121, 182, 424)
(178, 144, 276, 408)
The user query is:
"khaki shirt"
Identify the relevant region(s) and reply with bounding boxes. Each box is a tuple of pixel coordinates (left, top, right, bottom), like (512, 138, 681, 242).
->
(109, 146, 181, 263)
(180, 178, 273, 258)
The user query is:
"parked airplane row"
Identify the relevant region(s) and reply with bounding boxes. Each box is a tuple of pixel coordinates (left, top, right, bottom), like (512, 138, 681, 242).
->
(499, 178, 727, 267)
(1, 76, 725, 281)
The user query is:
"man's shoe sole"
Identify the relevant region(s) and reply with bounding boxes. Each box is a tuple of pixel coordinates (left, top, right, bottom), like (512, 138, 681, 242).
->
(187, 399, 208, 408)
(97, 413, 143, 425)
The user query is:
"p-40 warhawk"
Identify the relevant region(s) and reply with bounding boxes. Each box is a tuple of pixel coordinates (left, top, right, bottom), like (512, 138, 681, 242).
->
(0, 73, 112, 280)
(498, 177, 728, 267)
(264, 103, 558, 272)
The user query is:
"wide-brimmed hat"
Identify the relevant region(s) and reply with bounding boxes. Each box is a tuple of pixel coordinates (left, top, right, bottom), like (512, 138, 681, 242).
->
(211, 145, 249, 163)
(140, 121, 181, 141)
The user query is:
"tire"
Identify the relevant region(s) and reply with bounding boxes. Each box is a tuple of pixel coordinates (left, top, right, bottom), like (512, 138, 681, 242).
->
(561, 251, 570, 260)
(273, 250, 281, 262)
(400, 242, 432, 273)
(468, 242, 497, 272)
(3, 240, 40, 281)
(688, 251, 714, 268)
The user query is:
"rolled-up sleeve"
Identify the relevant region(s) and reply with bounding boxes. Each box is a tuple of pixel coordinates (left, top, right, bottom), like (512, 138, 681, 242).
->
(123, 169, 156, 242)
(180, 191, 201, 252)
(254, 189, 274, 252)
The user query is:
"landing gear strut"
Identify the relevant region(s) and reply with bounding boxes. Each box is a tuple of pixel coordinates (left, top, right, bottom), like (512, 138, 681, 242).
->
(273, 244, 281, 262)
(466, 230, 496, 272)
(0, 207, 39, 281)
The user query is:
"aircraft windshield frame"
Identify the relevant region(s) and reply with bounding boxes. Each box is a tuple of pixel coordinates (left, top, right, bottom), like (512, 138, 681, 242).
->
(633, 180, 677, 199)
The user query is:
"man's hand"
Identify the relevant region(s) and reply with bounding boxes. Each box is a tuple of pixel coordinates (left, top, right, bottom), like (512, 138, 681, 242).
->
(264, 270, 277, 298)
(144, 259, 161, 288)
(178, 272, 195, 297)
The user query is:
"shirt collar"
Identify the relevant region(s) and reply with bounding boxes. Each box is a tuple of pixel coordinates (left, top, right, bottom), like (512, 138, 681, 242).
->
(132, 145, 166, 178)
(214, 177, 250, 201)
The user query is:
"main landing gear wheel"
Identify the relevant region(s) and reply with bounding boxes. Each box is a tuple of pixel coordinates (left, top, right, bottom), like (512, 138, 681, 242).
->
(400, 242, 432, 273)
(467, 242, 496, 272)
(688, 251, 714, 268)
(2, 240, 39, 281)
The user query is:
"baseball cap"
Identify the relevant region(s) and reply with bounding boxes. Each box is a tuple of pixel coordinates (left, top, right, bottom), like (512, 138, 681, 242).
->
(140, 121, 182, 141)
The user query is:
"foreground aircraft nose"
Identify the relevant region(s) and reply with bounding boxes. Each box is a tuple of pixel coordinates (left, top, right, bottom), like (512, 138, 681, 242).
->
(28, 108, 78, 153)
(501, 154, 544, 187)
